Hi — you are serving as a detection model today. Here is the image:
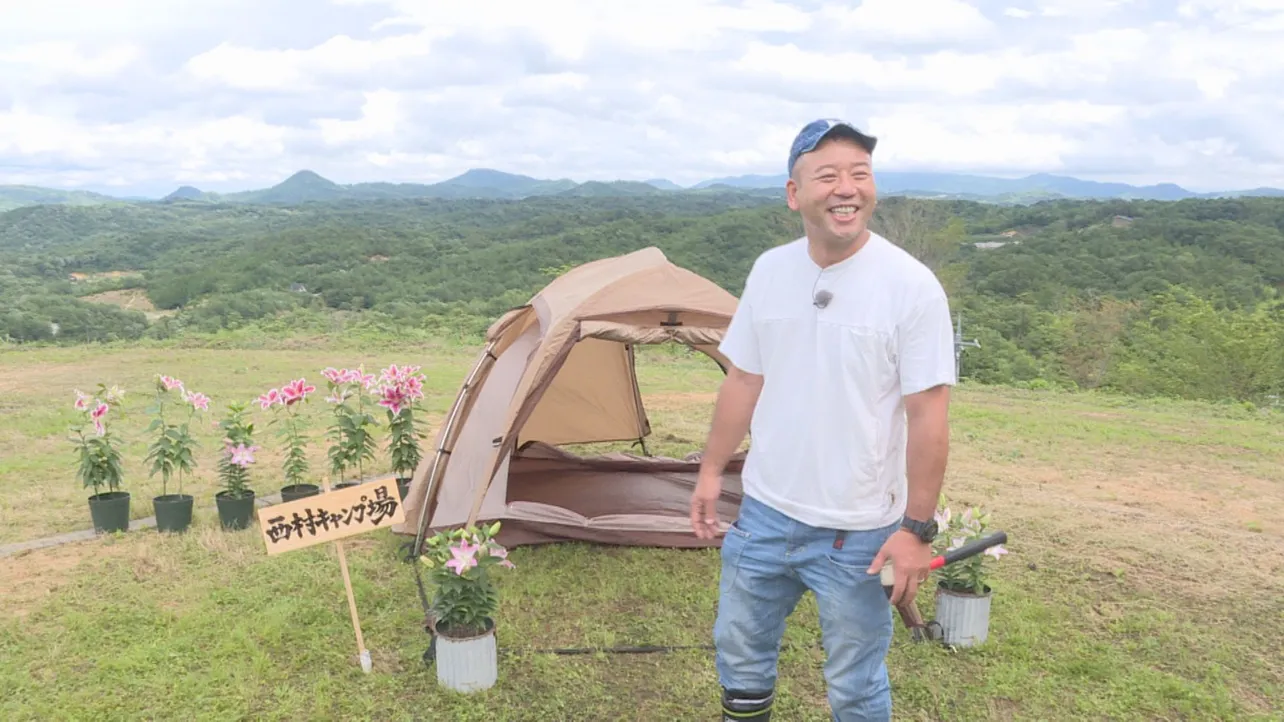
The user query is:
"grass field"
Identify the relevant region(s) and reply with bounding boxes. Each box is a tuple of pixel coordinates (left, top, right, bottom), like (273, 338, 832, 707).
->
(1, 339, 1282, 721)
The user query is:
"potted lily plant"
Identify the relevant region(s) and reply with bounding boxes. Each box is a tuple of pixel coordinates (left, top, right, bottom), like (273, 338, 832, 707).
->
(321, 366, 380, 490)
(214, 401, 259, 530)
(376, 363, 427, 500)
(71, 385, 129, 533)
(145, 374, 209, 533)
(932, 497, 1009, 647)
(420, 522, 515, 693)
(259, 377, 319, 502)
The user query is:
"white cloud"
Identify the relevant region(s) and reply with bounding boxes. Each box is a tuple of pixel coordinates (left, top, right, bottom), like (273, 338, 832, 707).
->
(0, 42, 142, 83)
(1036, 0, 1136, 17)
(315, 90, 402, 145)
(184, 32, 443, 91)
(340, 0, 813, 59)
(817, 0, 996, 43)
(1, 0, 1283, 195)
(864, 100, 1128, 172)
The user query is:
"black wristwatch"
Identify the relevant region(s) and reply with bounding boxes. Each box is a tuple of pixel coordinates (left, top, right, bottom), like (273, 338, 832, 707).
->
(900, 515, 938, 543)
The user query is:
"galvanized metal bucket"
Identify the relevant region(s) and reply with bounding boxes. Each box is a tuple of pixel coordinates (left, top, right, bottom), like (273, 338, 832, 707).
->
(934, 584, 992, 647)
(434, 620, 498, 693)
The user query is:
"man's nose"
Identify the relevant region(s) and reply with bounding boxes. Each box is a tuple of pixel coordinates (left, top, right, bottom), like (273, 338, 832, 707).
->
(835, 174, 859, 196)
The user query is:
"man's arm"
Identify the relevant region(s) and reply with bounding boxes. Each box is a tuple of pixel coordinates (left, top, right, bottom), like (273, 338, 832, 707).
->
(903, 384, 950, 523)
(896, 288, 957, 524)
(868, 287, 956, 602)
(691, 369, 763, 539)
(692, 257, 766, 538)
(698, 367, 763, 479)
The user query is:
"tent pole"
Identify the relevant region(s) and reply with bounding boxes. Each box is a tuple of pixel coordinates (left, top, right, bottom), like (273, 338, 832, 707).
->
(624, 342, 651, 453)
(412, 340, 497, 557)
(466, 325, 581, 525)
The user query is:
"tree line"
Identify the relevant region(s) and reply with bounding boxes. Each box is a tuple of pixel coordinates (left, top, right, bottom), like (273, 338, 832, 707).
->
(3, 193, 1283, 405)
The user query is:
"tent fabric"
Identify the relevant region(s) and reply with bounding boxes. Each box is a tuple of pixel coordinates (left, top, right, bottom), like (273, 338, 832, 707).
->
(394, 246, 745, 549)
(480, 441, 744, 548)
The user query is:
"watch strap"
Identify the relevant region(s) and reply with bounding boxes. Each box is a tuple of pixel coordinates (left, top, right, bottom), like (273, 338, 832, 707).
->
(900, 516, 936, 543)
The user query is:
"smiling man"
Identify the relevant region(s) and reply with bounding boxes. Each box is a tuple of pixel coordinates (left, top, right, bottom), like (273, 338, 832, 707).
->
(690, 119, 957, 721)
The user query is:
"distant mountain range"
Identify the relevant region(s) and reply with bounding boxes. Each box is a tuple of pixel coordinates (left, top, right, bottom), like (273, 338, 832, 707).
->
(3, 168, 1282, 212)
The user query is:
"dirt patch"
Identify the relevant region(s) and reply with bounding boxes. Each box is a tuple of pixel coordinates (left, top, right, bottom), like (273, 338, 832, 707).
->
(69, 270, 143, 282)
(0, 537, 133, 618)
(81, 288, 155, 312)
(949, 445, 1284, 616)
(645, 392, 716, 411)
(79, 288, 175, 320)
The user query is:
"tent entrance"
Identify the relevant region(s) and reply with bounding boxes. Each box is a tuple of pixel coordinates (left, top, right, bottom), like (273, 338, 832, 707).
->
(491, 324, 743, 548)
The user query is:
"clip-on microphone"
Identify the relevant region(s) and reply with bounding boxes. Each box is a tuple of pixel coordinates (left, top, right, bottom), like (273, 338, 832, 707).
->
(813, 289, 833, 308)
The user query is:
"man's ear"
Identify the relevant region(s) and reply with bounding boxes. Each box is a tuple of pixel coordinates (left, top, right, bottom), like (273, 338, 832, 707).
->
(785, 178, 800, 211)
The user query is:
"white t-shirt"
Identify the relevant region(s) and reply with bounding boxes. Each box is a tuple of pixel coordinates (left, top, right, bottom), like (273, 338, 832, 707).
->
(718, 233, 957, 530)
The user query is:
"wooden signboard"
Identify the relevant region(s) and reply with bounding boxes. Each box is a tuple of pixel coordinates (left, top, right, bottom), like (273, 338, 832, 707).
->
(257, 476, 406, 673)
(257, 477, 405, 555)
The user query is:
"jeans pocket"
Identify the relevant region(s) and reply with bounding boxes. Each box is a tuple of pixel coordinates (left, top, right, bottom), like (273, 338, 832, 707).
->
(726, 518, 751, 540)
(719, 520, 751, 591)
(825, 549, 871, 575)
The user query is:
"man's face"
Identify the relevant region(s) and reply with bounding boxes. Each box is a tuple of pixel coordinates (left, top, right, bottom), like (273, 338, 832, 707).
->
(785, 136, 878, 249)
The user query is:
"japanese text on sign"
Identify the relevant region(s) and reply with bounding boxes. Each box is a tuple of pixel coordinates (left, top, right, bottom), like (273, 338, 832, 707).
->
(257, 478, 406, 554)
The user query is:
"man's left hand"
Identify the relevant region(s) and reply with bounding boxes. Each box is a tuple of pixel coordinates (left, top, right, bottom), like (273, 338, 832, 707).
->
(868, 529, 932, 605)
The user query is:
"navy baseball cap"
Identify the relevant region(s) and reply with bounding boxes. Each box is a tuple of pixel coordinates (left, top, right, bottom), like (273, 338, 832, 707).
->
(787, 119, 877, 175)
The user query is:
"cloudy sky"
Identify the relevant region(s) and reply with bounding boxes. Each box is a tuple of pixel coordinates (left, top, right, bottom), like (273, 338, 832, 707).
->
(2, 0, 1282, 197)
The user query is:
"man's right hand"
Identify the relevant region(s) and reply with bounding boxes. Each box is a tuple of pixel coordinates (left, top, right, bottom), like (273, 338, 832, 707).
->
(690, 473, 723, 539)
(688, 365, 761, 540)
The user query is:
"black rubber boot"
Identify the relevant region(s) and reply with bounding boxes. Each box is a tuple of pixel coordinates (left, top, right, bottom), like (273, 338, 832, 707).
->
(722, 688, 774, 721)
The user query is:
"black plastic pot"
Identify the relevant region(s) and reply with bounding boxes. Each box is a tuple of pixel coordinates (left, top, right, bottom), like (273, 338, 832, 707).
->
(153, 493, 194, 533)
(215, 489, 256, 530)
(333, 481, 358, 490)
(88, 491, 131, 534)
(280, 484, 320, 502)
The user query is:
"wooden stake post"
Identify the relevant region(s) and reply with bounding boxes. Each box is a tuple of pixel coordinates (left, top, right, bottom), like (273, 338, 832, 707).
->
(256, 476, 406, 673)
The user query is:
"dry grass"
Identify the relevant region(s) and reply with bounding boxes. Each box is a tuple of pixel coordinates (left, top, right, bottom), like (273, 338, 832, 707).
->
(79, 288, 158, 312)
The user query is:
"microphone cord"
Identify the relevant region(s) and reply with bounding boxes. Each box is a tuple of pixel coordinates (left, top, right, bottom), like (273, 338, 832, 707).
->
(401, 542, 825, 664)
(811, 267, 831, 308)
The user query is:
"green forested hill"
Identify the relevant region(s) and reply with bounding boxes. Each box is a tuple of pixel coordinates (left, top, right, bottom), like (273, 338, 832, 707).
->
(3, 192, 1284, 405)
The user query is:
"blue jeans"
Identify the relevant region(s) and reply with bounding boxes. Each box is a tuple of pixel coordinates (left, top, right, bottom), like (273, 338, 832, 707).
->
(714, 494, 899, 721)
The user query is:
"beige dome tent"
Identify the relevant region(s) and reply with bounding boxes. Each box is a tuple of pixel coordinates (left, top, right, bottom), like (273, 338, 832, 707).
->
(394, 246, 746, 552)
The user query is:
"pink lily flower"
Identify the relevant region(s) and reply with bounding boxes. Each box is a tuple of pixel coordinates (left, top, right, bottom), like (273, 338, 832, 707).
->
(90, 401, 109, 436)
(446, 542, 479, 575)
(378, 384, 409, 415)
(257, 388, 282, 409)
(228, 443, 259, 467)
(280, 378, 316, 405)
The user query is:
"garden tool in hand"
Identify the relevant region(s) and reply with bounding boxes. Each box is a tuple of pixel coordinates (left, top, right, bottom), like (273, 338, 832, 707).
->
(881, 531, 1008, 643)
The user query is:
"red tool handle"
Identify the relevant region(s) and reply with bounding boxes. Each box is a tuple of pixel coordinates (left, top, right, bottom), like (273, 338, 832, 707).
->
(928, 531, 1007, 570)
